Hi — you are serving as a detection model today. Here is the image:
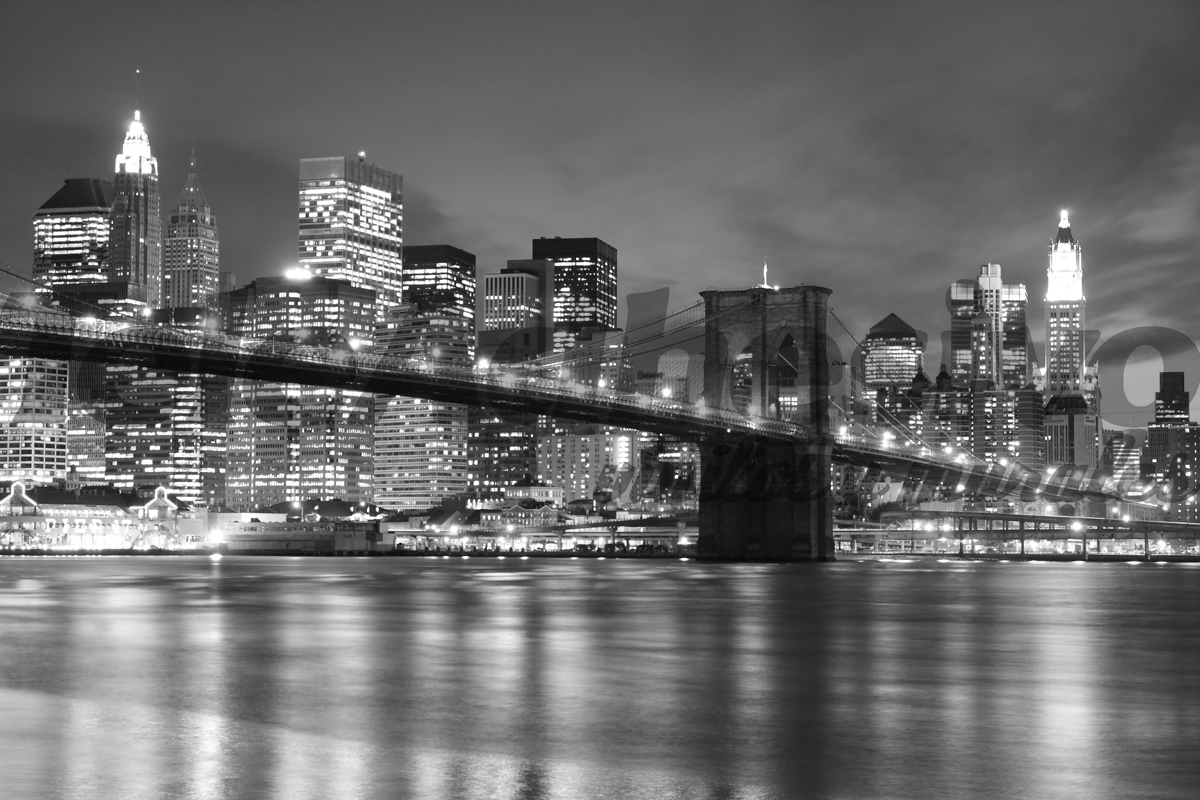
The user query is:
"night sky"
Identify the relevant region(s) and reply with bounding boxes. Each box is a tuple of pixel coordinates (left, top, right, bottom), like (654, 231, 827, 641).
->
(3, 1, 1199, 421)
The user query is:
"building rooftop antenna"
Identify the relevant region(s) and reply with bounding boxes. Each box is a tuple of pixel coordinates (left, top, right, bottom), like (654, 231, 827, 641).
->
(135, 69, 140, 110)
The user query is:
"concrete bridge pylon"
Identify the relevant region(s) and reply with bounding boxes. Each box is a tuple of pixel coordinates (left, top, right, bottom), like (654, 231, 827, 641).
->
(698, 285, 835, 561)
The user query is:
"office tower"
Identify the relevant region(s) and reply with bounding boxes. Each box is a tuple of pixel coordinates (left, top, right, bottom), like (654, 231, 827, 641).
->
(0, 358, 68, 485)
(374, 302, 473, 510)
(480, 259, 555, 359)
(1145, 372, 1195, 484)
(163, 154, 220, 309)
(948, 264, 1029, 388)
(30, 183, 113, 485)
(469, 260, 557, 500)
(110, 110, 162, 306)
(1044, 394, 1099, 468)
(32, 179, 113, 287)
(863, 314, 924, 394)
(1045, 211, 1086, 396)
(1154, 372, 1190, 425)
(224, 275, 376, 510)
(298, 154, 403, 313)
(531, 237, 617, 350)
(401, 245, 475, 322)
(103, 310, 228, 505)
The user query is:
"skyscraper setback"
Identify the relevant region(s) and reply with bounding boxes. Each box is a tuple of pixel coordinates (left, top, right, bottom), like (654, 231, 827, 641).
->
(299, 155, 403, 313)
(109, 110, 162, 306)
(163, 154, 219, 309)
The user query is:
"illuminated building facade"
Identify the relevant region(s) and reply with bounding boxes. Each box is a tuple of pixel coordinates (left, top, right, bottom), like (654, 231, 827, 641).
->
(948, 264, 1029, 388)
(1146, 372, 1195, 485)
(863, 313, 924, 395)
(224, 275, 376, 510)
(374, 302, 474, 510)
(1045, 211, 1087, 396)
(299, 155, 403, 313)
(0, 358, 68, 485)
(163, 154, 220, 309)
(33, 179, 113, 287)
(401, 245, 475, 322)
(470, 260, 556, 500)
(537, 427, 638, 505)
(531, 237, 617, 350)
(110, 110, 162, 306)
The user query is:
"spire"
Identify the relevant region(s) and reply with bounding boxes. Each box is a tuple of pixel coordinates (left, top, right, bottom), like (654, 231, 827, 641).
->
(1055, 208, 1075, 245)
(178, 150, 208, 203)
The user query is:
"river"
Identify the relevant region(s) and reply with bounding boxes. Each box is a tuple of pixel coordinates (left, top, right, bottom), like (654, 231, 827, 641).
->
(2, 555, 1198, 799)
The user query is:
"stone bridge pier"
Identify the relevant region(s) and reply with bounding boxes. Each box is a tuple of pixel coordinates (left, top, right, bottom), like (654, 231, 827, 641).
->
(698, 285, 835, 561)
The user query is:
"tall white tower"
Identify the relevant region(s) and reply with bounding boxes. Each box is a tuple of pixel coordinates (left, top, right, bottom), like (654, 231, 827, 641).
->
(1045, 210, 1085, 396)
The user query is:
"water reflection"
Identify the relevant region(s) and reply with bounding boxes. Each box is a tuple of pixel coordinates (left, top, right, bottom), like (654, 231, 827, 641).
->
(1, 557, 1199, 798)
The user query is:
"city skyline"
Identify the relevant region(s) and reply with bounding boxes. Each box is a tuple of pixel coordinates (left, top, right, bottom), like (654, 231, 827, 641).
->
(3, 3, 1198, 373)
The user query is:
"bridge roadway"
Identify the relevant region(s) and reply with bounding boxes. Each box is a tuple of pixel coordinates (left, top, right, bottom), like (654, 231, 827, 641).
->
(0, 305, 1142, 506)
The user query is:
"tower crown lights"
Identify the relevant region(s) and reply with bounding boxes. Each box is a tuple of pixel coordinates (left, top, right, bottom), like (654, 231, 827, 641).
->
(115, 109, 157, 175)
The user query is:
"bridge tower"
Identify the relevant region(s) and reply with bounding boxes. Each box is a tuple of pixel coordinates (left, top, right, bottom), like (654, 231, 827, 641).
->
(698, 285, 834, 561)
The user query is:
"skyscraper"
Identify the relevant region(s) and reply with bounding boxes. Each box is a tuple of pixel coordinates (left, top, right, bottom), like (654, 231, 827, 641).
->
(374, 302, 474, 511)
(32, 179, 113, 287)
(110, 110, 161, 306)
(1045, 211, 1086, 396)
(401, 245, 475, 321)
(163, 154, 220, 309)
(948, 264, 1029, 388)
(531, 237, 617, 350)
(863, 313, 924, 394)
(224, 275, 376, 510)
(0, 357, 68, 486)
(469, 260, 556, 500)
(103, 309, 228, 506)
(299, 155, 403, 313)
(373, 245, 476, 511)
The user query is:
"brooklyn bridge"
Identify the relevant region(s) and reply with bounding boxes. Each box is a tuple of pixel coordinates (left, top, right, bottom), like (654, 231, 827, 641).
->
(0, 284, 1149, 560)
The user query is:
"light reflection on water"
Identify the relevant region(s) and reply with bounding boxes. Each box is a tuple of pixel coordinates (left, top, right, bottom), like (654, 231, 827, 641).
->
(1, 556, 1199, 799)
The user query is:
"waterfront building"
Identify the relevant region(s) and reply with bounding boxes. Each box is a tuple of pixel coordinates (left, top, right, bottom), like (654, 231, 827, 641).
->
(537, 426, 639, 505)
(32, 179, 113, 288)
(298, 154, 403, 313)
(109, 110, 162, 307)
(163, 154, 220, 309)
(374, 300, 474, 511)
(224, 274, 376, 510)
(0, 358, 68, 486)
